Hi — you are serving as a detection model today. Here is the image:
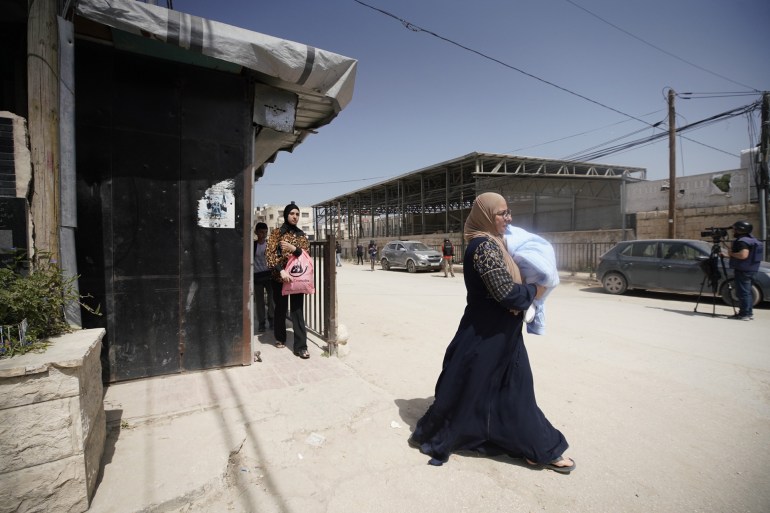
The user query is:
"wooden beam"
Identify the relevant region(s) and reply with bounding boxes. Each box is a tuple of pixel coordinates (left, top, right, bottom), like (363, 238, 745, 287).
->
(27, 0, 61, 259)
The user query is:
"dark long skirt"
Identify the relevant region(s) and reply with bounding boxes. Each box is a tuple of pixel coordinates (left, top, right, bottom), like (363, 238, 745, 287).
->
(411, 302, 568, 465)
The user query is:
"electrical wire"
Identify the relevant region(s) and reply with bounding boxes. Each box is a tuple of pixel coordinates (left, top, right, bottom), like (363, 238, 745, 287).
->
(562, 0, 760, 92)
(505, 109, 666, 154)
(353, 2, 765, 171)
(353, 0, 762, 163)
(352, 0, 657, 128)
(679, 91, 761, 99)
(563, 101, 760, 162)
(261, 176, 390, 187)
(560, 122, 663, 160)
(745, 110, 760, 186)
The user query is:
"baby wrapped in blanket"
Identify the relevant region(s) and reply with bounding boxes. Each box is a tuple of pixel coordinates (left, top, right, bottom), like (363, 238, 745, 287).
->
(504, 225, 559, 335)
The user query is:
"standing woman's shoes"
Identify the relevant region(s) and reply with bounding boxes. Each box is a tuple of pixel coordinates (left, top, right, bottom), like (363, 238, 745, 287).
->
(295, 349, 310, 359)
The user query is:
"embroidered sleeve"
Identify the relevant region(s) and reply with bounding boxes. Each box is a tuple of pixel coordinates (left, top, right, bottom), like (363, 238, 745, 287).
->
(473, 239, 515, 302)
(473, 239, 536, 310)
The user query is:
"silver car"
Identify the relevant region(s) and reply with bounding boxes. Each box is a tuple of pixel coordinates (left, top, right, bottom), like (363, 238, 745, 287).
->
(380, 240, 443, 273)
(596, 239, 770, 306)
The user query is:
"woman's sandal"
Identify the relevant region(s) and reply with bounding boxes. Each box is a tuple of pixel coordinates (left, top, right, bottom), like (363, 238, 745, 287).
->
(275, 342, 286, 349)
(526, 456, 576, 474)
(295, 349, 310, 359)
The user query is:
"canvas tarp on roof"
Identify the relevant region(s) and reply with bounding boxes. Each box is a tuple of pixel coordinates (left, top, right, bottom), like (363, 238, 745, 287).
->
(75, 0, 357, 114)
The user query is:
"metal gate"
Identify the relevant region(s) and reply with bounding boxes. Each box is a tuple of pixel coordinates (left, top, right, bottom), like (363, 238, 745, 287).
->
(75, 42, 251, 382)
(304, 239, 337, 342)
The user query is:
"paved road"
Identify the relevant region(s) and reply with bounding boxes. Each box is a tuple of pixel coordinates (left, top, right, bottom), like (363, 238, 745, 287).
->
(92, 263, 770, 513)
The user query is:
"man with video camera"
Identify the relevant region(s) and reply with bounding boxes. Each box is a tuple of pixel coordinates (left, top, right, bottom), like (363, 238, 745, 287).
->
(725, 221, 765, 320)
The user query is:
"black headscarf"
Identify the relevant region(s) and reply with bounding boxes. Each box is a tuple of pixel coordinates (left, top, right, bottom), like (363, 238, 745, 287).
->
(280, 202, 305, 235)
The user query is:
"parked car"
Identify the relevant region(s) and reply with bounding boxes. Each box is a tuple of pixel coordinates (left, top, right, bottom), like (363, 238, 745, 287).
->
(380, 240, 443, 273)
(596, 239, 770, 306)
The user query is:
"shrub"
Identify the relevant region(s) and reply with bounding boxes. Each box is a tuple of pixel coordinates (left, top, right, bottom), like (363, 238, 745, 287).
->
(0, 254, 99, 358)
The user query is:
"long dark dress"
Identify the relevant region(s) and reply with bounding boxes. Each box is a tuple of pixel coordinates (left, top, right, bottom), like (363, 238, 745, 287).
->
(410, 236, 568, 465)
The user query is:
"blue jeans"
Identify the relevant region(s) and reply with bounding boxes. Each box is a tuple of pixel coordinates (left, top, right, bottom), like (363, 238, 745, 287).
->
(734, 270, 755, 317)
(254, 273, 274, 327)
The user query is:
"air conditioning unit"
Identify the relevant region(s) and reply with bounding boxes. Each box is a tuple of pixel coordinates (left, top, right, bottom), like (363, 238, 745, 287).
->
(0, 112, 32, 266)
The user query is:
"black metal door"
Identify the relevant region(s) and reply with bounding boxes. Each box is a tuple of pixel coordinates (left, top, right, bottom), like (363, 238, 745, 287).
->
(76, 42, 249, 382)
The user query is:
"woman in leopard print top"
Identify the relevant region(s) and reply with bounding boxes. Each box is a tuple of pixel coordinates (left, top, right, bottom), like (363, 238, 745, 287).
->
(266, 203, 311, 358)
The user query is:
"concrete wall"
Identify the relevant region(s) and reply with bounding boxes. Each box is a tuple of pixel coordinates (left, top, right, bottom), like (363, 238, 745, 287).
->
(0, 329, 106, 513)
(625, 168, 755, 213)
(636, 204, 761, 241)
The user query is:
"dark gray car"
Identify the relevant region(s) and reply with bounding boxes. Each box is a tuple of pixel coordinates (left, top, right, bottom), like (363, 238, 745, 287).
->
(380, 240, 442, 273)
(596, 239, 770, 306)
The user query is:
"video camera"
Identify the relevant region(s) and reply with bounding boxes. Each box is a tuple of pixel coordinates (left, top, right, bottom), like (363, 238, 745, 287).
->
(700, 226, 730, 243)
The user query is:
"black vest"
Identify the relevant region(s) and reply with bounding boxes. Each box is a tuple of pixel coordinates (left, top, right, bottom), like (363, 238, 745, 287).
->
(730, 235, 763, 272)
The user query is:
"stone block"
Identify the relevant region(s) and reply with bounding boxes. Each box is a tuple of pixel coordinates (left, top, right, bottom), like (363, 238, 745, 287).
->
(0, 364, 80, 410)
(84, 407, 106, 497)
(728, 204, 749, 214)
(77, 339, 104, 447)
(0, 328, 105, 512)
(0, 396, 80, 473)
(0, 455, 89, 513)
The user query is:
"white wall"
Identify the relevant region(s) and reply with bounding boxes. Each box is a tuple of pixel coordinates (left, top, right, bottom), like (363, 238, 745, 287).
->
(625, 168, 755, 214)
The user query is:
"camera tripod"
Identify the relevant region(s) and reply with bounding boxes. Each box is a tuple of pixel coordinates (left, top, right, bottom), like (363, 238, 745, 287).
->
(694, 241, 736, 317)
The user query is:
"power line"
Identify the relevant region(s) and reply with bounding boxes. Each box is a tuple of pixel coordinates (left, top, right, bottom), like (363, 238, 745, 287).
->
(506, 109, 666, 153)
(353, 0, 656, 128)
(679, 91, 762, 100)
(353, 1, 763, 165)
(563, 100, 761, 162)
(562, 0, 760, 92)
(260, 176, 389, 187)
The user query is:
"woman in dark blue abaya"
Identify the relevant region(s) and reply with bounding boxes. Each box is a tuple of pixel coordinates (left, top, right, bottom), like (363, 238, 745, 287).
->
(409, 192, 575, 474)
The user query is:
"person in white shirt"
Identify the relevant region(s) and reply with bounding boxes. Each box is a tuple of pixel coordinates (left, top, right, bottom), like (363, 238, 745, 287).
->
(253, 222, 274, 332)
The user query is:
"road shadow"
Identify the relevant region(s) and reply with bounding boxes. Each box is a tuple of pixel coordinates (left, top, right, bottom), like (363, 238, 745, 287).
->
(579, 286, 770, 311)
(649, 306, 735, 318)
(94, 407, 123, 494)
(578, 286, 606, 294)
(394, 397, 433, 430)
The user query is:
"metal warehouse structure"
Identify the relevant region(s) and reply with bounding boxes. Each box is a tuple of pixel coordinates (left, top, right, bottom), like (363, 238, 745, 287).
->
(313, 152, 647, 240)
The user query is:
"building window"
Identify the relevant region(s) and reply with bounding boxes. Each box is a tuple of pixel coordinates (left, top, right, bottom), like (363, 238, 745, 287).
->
(302, 212, 309, 218)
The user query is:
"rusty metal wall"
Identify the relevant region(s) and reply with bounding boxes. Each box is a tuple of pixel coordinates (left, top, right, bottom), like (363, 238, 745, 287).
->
(75, 41, 251, 382)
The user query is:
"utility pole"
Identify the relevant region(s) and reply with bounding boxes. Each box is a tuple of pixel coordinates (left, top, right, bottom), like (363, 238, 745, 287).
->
(758, 92, 769, 247)
(28, 0, 61, 259)
(337, 201, 342, 239)
(668, 88, 676, 239)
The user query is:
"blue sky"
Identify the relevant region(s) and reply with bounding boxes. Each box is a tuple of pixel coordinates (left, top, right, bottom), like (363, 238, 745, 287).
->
(174, 0, 769, 207)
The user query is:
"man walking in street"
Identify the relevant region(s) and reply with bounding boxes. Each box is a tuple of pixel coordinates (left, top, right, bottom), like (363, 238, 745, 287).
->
(368, 240, 378, 271)
(442, 238, 455, 277)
